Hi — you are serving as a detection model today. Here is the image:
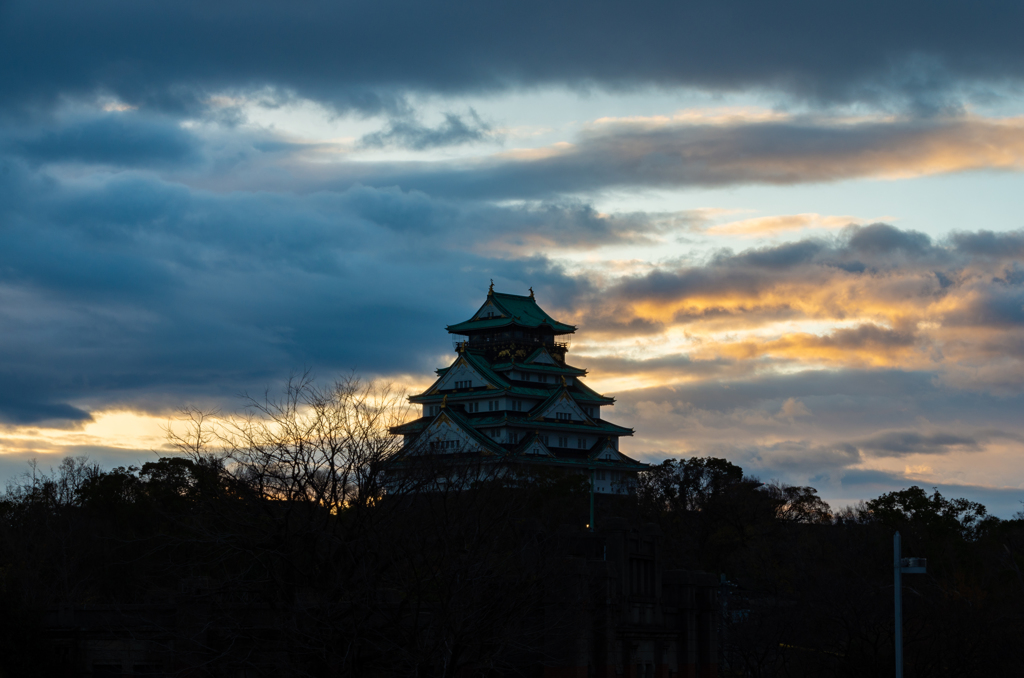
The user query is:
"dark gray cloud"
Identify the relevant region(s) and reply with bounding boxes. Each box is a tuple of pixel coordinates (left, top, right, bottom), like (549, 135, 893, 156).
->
(943, 285, 1024, 328)
(619, 370, 943, 419)
(2, 0, 1023, 116)
(856, 431, 982, 456)
(600, 223, 958, 307)
(950, 230, 1024, 258)
(615, 369, 1024, 453)
(809, 325, 916, 350)
(578, 354, 735, 378)
(4, 113, 202, 167)
(360, 110, 498, 150)
(847, 223, 933, 256)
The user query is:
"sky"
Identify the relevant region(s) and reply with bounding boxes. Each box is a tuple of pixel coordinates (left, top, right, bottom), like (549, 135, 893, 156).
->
(2, 0, 1024, 515)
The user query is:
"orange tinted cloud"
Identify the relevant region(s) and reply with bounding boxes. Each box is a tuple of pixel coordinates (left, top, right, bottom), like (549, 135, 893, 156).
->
(707, 213, 867, 237)
(568, 225, 1024, 394)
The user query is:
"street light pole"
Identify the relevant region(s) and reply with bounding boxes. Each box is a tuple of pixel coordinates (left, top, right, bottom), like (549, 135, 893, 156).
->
(589, 467, 595, 532)
(894, 531, 903, 678)
(894, 531, 927, 678)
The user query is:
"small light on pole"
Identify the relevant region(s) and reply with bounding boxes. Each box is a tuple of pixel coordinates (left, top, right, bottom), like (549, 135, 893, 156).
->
(894, 531, 927, 678)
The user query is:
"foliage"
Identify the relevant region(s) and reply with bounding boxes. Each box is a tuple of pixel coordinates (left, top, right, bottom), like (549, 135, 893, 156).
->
(866, 485, 993, 540)
(2, 394, 1023, 677)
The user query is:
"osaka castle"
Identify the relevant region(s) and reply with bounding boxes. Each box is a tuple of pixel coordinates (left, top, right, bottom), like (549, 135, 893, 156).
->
(389, 285, 647, 494)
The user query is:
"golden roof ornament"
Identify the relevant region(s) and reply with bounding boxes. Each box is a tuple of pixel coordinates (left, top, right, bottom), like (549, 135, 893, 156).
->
(529, 286, 534, 299)
(561, 375, 567, 386)
(488, 279, 494, 295)
(441, 395, 448, 408)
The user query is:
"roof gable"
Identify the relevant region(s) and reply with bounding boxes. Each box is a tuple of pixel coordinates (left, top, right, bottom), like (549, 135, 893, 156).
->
(433, 355, 491, 392)
(524, 346, 557, 365)
(472, 299, 506, 321)
(415, 353, 509, 400)
(531, 388, 593, 424)
(573, 379, 615, 405)
(404, 409, 505, 457)
(512, 432, 555, 458)
(588, 438, 644, 466)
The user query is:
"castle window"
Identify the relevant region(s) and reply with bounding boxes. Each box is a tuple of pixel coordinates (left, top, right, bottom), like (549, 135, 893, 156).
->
(556, 412, 571, 421)
(557, 436, 568, 447)
(577, 438, 586, 449)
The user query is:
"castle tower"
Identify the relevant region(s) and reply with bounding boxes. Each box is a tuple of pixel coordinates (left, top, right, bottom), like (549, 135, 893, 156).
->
(390, 286, 646, 493)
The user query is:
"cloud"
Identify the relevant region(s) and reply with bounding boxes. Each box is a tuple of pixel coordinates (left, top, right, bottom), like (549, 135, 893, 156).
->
(3, 0, 1024, 116)
(950, 230, 1024, 258)
(612, 372, 1024, 516)
(204, 114, 1024, 199)
(702, 325, 922, 369)
(707, 213, 864, 237)
(856, 431, 983, 456)
(359, 110, 499, 150)
(17, 110, 1024, 199)
(4, 112, 202, 168)
(562, 224, 1024, 389)
(0, 160, 638, 422)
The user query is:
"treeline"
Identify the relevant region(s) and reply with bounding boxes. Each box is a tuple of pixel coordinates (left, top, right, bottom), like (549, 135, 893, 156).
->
(0, 377, 596, 677)
(633, 457, 1024, 676)
(0, 378, 1022, 676)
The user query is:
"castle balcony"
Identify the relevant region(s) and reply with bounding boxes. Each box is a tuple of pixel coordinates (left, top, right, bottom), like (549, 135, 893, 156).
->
(452, 334, 570, 361)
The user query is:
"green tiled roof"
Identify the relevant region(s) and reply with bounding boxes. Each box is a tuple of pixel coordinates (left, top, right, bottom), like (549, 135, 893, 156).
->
(440, 406, 508, 455)
(447, 292, 576, 334)
(509, 433, 646, 469)
(395, 412, 632, 437)
(389, 407, 507, 455)
(572, 380, 615, 404)
(462, 351, 512, 387)
(525, 418, 633, 436)
(489, 361, 587, 376)
(411, 385, 613, 405)
(472, 413, 632, 436)
(390, 417, 431, 435)
(411, 352, 511, 402)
